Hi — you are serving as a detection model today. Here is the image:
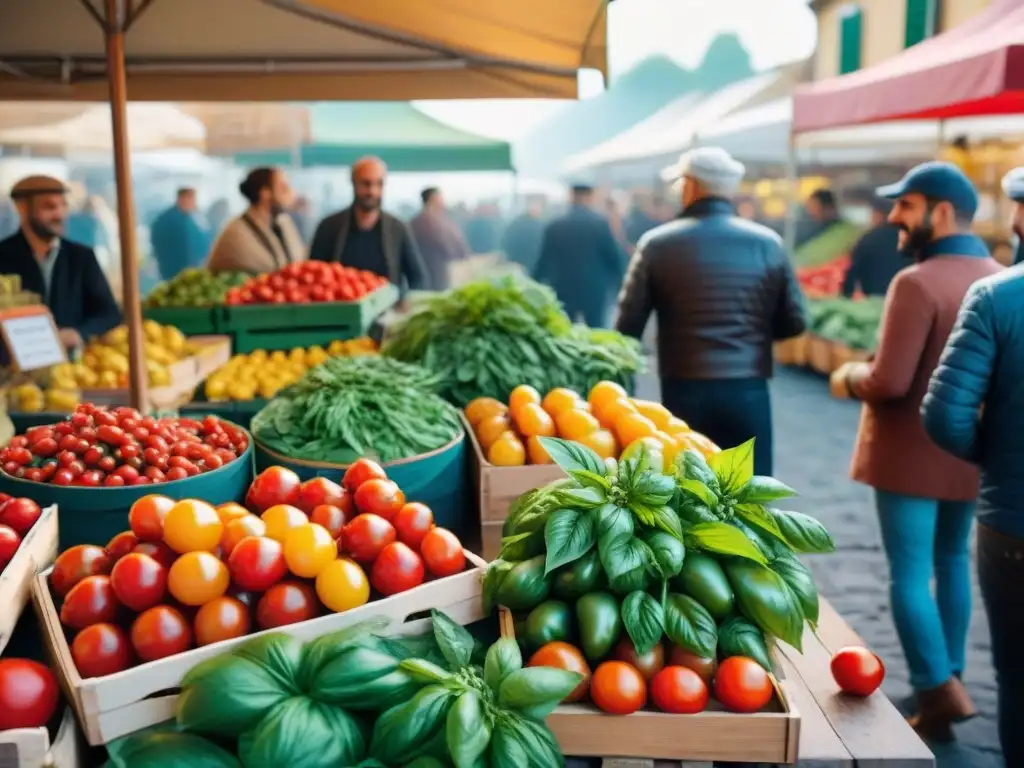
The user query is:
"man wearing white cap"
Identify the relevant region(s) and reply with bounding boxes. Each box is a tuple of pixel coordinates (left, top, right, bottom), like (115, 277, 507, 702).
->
(616, 147, 806, 474)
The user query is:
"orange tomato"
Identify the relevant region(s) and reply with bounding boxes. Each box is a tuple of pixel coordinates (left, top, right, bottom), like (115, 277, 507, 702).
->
(678, 431, 721, 458)
(587, 380, 628, 409)
(651, 430, 681, 463)
(476, 414, 511, 451)
(593, 396, 637, 430)
(162, 500, 224, 554)
(526, 435, 553, 465)
(577, 429, 618, 459)
(665, 416, 690, 435)
(508, 384, 542, 415)
(555, 408, 600, 441)
(215, 502, 251, 526)
(128, 495, 175, 542)
(513, 402, 556, 439)
(221, 515, 266, 556)
(464, 397, 507, 427)
(167, 551, 230, 606)
(488, 432, 527, 466)
(194, 596, 251, 646)
(261, 504, 308, 543)
(541, 388, 582, 418)
(528, 642, 592, 703)
(590, 660, 647, 715)
(614, 411, 658, 448)
(633, 399, 672, 430)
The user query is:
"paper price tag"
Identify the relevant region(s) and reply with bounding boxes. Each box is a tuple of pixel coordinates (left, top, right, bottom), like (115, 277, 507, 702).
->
(0, 306, 67, 371)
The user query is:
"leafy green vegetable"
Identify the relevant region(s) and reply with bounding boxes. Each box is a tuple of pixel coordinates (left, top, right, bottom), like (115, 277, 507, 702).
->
(620, 590, 665, 654)
(718, 615, 774, 672)
(238, 697, 367, 768)
(105, 730, 241, 768)
(663, 593, 718, 658)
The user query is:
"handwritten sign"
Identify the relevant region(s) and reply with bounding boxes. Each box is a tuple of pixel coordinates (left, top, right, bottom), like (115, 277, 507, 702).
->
(0, 306, 66, 371)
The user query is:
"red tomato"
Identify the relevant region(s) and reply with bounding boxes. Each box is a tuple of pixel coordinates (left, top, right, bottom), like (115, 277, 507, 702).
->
(292, 477, 346, 514)
(371, 542, 425, 596)
(246, 466, 301, 513)
(110, 553, 167, 612)
(341, 458, 387, 493)
(714, 657, 774, 713)
(71, 623, 133, 678)
(527, 642, 592, 703)
(420, 528, 465, 578)
(831, 646, 885, 697)
(590, 661, 647, 715)
(51, 545, 113, 596)
(667, 645, 717, 687)
(131, 541, 177, 570)
(131, 605, 193, 662)
(0, 524, 19, 568)
(221, 515, 266, 556)
(256, 581, 319, 629)
(228, 536, 288, 592)
(650, 666, 709, 714)
(0, 659, 59, 729)
(354, 479, 405, 520)
(60, 575, 120, 630)
(30, 437, 58, 458)
(611, 637, 665, 682)
(128, 494, 175, 541)
(0, 498, 41, 536)
(310, 504, 349, 538)
(105, 531, 140, 562)
(392, 503, 434, 549)
(194, 596, 251, 646)
(341, 513, 396, 564)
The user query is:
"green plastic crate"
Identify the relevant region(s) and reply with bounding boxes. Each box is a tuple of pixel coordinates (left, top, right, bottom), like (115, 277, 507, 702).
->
(142, 306, 221, 335)
(219, 283, 398, 333)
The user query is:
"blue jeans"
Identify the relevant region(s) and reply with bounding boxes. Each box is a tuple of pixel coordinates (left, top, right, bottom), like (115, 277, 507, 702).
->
(874, 490, 975, 691)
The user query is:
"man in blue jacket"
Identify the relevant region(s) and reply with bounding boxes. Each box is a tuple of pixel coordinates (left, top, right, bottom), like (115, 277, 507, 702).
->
(1001, 167, 1024, 265)
(921, 258, 1022, 764)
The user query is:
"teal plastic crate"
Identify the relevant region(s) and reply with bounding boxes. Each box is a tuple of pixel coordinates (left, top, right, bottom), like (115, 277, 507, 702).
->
(220, 283, 398, 334)
(142, 306, 221, 335)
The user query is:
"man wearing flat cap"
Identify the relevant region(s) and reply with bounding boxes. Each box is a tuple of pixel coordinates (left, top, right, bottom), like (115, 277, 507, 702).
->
(531, 182, 627, 328)
(0, 176, 121, 350)
(829, 161, 1002, 743)
(615, 146, 806, 476)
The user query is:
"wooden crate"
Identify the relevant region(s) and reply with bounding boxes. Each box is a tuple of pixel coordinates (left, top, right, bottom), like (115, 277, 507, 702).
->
(497, 611, 800, 764)
(0, 504, 58, 655)
(33, 550, 488, 746)
(806, 335, 835, 375)
(831, 343, 871, 368)
(774, 333, 809, 367)
(0, 707, 87, 768)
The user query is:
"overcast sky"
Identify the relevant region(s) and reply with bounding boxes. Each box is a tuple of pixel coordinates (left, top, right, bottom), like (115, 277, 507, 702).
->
(417, 0, 818, 139)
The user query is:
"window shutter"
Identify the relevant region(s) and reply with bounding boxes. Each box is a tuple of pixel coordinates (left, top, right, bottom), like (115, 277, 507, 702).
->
(905, 0, 937, 47)
(838, 5, 863, 75)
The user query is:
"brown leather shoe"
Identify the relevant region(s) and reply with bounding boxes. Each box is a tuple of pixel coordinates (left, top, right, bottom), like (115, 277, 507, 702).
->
(907, 677, 977, 743)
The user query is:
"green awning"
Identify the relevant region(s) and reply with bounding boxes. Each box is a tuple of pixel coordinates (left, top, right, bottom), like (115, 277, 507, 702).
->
(232, 102, 513, 172)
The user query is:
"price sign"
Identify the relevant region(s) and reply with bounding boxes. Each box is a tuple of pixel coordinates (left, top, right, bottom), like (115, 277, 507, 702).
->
(0, 305, 66, 371)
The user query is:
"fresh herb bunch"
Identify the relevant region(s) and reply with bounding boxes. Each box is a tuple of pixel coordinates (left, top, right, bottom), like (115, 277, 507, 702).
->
(486, 438, 835, 670)
(250, 355, 462, 464)
(382, 276, 644, 406)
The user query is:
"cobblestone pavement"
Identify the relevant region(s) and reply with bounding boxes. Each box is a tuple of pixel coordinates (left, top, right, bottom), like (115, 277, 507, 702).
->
(638, 367, 1003, 767)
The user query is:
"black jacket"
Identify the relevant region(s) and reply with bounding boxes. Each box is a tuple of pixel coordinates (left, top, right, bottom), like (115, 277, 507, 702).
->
(0, 230, 121, 340)
(615, 197, 806, 380)
(842, 223, 911, 297)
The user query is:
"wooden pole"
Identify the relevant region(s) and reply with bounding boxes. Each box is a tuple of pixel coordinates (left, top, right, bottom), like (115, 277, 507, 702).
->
(103, 0, 148, 410)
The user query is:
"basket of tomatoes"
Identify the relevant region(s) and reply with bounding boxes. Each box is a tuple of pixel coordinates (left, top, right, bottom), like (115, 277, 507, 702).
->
(29, 458, 485, 746)
(0, 405, 253, 549)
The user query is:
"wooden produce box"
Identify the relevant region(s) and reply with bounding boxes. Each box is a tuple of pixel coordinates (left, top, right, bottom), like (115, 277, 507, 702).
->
(0, 504, 58, 655)
(831, 343, 871, 367)
(0, 707, 87, 768)
(774, 333, 809, 367)
(806, 334, 835, 375)
(33, 550, 488, 746)
(462, 414, 564, 561)
(498, 612, 801, 764)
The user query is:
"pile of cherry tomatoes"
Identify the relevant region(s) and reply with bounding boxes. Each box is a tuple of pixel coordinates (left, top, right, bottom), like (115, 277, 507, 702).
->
(224, 261, 389, 305)
(49, 459, 466, 678)
(0, 496, 42, 571)
(0, 405, 248, 487)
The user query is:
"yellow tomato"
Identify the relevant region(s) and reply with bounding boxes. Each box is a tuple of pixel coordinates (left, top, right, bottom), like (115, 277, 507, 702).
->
(665, 416, 690, 435)
(587, 380, 628, 409)
(513, 402, 556, 439)
(316, 558, 370, 613)
(167, 551, 230, 606)
(508, 385, 542, 415)
(162, 499, 224, 554)
(577, 428, 619, 460)
(283, 523, 337, 578)
(541, 388, 581, 418)
(555, 408, 600, 441)
(261, 504, 309, 543)
(614, 411, 658, 448)
(476, 414, 512, 451)
(632, 399, 673, 430)
(488, 431, 527, 466)
(526, 435, 553, 465)
(464, 397, 508, 427)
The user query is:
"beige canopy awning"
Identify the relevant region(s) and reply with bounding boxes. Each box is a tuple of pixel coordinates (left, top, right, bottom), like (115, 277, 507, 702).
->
(0, 0, 608, 101)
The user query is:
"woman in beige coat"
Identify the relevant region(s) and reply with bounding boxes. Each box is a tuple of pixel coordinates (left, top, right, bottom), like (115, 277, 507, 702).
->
(207, 167, 305, 275)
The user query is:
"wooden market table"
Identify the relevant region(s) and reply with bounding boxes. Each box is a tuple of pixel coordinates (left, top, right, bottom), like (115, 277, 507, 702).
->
(572, 597, 935, 768)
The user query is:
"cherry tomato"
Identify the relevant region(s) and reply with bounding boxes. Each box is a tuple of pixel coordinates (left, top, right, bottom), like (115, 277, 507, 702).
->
(144, 466, 167, 484)
(163, 499, 223, 554)
(71, 623, 133, 678)
(128, 494, 175, 542)
(0, 525, 19, 568)
(667, 646, 718, 687)
(612, 637, 665, 682)
(110, 553, 167, 612)
(221, 515, 267, 556)
(57, 449, 77, 467)
(831, 646, 885, 697)
(315, 558, 370, 613)
(292, 477, 346, 514)
(194, 596, 251, 646)
(590, 660, 647, 715)
(341, 458, 387, 493)
(228, 536, 288, 591)
(310, 504, 348, 538)
(60, 575, 120, 630)
(78, 470, 104, 487)
(167, 551, 229, 606)
(341, 513, 396, 564)
(7, 447, 32, 465)
(98, 456, 118, 473)
(51, 544, 113, 596)
(392, 502, 434, 549)
(527, 641, 592, 702)
(260, 504, 308, 543)
(97, 425, 126, 447)
(215, 502, 250, 526)
(650, 665, 709, 714)
(131, 541, 177, 570)
(113, 464, 140, 483)
(256, 581, 320, 629)
(353, 478, 405, 520)
(371, 542, 425, 596)
(420, 527, 465, 578)
(283, 522, 337, 578)
(0, 659, 59, 729)
(714, 656, 774, 713)
(245, 466, 301, 513)
(30, 437, 58, 458)
(105, 531, 139, 562)
(119, 443, 141, 461)
(131, 605, 192, 662)
(0, 498, 41, 535)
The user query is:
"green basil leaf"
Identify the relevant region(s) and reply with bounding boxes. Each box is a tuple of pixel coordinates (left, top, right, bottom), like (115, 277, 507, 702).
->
(595, 503, 634, 543)
(678, 478, 719, 509)
(735, 502, 786, 544)
(498, 529, 546, 562)
(770, 509, 836, 554)
(310, 639, 421, 711)
(543, 508, 597, 574)
(554, 485, 607, 509)
(629, 471, 676, 506)
(446, 691, 491, 768)
(108, 730, 242, 768)
(687, 521, 768, 565)
(484, 638, 522, 692)
(370, 687, 455, 765)
(431, 609, 475, 669)
(663, 593, 718, 658)
(177, 655, 292, 737)
(568, 468, 612, 493)
(678, 449, 721, 493)
(598, 534, 649, 583)
(707, 438, 755, 496)
(400, 658, 454, 684)
(738, 476, 798, 504)
(538, 436, 605, 475)
(498, 667, 583, 719)
(725, 559, 805, 651)
(717, 615, 774, 671)
(642, 531, 685, 579)
(239, 697, 367, 768)
(500, 713, 563, 766)
(620, 590, 665, 654)
(230, 633, 303, 694)
(298, 619, 391, 688)
(771, 555, 820, 627)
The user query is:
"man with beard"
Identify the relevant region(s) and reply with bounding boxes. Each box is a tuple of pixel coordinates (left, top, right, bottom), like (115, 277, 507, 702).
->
(309, 156, 426, 292)
(207, 167, 305, 275)
(830, 161, 1002, 744)
(1000, 166, 1024, 264)
(0, 175, 120, 350)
